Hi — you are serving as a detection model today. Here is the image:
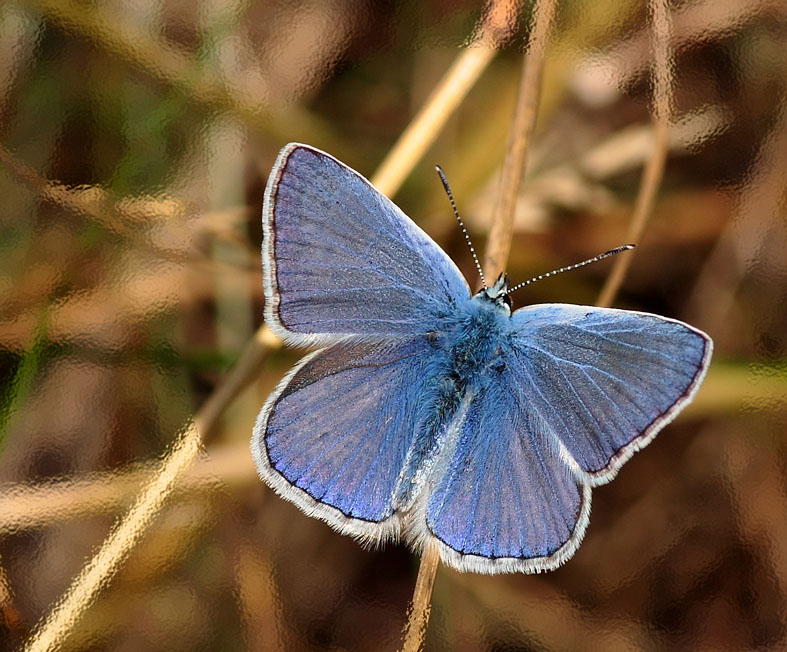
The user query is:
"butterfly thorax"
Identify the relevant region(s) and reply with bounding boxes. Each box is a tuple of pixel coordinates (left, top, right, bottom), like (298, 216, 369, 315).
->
(440, 293, 510, 383)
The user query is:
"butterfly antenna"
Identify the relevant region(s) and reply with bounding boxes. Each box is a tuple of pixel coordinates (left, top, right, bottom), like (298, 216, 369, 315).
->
(435, 165, 487, 289)
(506, 245, 636, 295)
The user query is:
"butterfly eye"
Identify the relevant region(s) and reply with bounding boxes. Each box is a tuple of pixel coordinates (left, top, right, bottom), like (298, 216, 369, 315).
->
(501, 294, 512, 309)
(495, 362, 506, 373)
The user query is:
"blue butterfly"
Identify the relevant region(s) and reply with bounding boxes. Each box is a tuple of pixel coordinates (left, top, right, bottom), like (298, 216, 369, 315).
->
(251, 143, 713, 574)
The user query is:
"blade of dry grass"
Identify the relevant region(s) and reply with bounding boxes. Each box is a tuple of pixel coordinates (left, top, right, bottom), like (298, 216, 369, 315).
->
(400, 541, 441, 652)
(21, 326, 280, 652)
(21, 423, 203, 652)
(483, 0, 559, 282)
(0, 445, 254, 534)
(686, 94, 787, 330)
(373, 0, 522, 197)
(596, 0, 675, 308)
(373, 48, 497, 198)
(401, 2, 557, 650)
(0, 142, 253, 265)
(572, 0, 784, 107)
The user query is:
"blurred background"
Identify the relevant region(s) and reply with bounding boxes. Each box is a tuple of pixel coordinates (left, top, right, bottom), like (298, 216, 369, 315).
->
(1, 0, 786, 650)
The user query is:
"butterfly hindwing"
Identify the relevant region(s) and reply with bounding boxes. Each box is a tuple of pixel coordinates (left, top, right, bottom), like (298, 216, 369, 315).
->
(263, 144, 470, 344)
(422, 372, 590, 574)
(252, 336, 435, 543)
(508, 304, 712, 483)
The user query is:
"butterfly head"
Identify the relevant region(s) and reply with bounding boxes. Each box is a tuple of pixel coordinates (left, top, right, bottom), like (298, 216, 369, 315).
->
(477, 273, 512, 313)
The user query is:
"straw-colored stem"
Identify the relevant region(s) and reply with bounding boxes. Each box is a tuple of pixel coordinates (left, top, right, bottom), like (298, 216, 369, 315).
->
(372, 47, 496, 197)
(400, 542, 441, 652)
(372, 0, 523, 196)
(21, 327, 280, 652)
(0, 443, 256, 534)
(483, 0, 558, 282)
(596, 0, 674, 308)
(399, 2, 556, 649)
(22, 424, 202, 652)
(198, 326, 282, 443)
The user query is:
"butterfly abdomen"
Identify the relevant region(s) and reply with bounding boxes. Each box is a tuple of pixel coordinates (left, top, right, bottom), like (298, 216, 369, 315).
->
(392, 296, 512, 509)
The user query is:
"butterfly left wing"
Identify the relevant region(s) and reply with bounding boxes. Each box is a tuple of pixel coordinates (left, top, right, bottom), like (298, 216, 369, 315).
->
(252, 336, 436, 544)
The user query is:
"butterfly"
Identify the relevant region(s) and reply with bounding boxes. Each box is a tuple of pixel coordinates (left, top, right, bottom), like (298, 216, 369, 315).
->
(251, 143, 713, 574)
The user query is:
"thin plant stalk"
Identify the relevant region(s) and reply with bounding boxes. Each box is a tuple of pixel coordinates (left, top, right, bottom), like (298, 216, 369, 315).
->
(483, 0, 559, 282)
(373, 47, 496, 198)
(401, 2, 558, 650)
(22, 424, 202, 652)
(400, 542, 441, 652)
(596, 0, 675, 308)
(373, 0, 522, 198)
(22, 327, 281, 652)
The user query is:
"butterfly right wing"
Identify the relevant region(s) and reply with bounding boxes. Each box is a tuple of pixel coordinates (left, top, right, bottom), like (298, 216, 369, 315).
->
(252, 336, 436, 544)
(419, 304, 710, 574)
(264, 144, 470, 345)
(508, 304, 712, 484)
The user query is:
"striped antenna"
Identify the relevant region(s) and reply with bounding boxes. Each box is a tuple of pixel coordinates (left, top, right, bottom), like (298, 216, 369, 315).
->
(435, 165, 486, 289)
(506, 245, 636, 295)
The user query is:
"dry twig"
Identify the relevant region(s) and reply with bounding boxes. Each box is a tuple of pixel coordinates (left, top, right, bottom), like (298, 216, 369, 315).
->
(596, 0, 675, 307)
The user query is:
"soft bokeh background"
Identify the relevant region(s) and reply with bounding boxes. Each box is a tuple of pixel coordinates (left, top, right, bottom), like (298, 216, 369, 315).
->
(1, 0, 786, 650)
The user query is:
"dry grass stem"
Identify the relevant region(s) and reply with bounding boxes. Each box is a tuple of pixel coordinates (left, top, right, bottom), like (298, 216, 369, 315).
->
(483, 0, 558, 282)
(573, 0, 782, 105)
(20, 326, 280, 651)
(0, 141, 258, 274)
(0, 444, 256, 534)
(399, 2, 556, 648)
(400, 541, 441, 652)
(372, 0, 522, 197)
(22, 424, 203, 652)
(371, 47, 496, 197)
(596, 0, 675, 308)
(197, 326, 282, 443)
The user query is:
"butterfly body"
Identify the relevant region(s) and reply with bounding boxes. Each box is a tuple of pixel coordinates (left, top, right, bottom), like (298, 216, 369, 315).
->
(253, 143, 712, 574)
(393, 289, 511, 510)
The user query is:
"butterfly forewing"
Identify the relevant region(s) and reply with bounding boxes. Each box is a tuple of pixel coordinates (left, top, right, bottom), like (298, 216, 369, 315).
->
(263, 144, 470, 344)
(508, 304, 712, 483)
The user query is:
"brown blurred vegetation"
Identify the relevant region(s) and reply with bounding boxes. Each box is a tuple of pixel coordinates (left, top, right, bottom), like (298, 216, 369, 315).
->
(0, 0, 786, 650)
